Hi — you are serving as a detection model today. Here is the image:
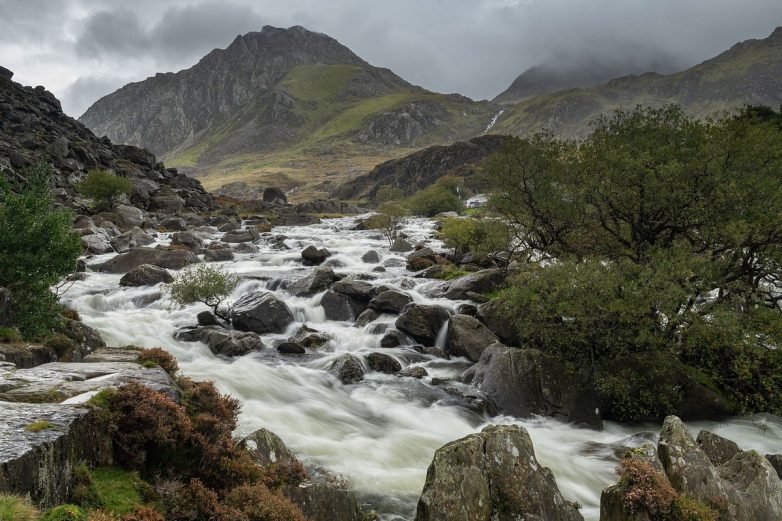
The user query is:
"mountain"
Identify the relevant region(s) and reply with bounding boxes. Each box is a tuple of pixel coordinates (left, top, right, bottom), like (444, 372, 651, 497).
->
(80, 26, 496, 200)
(493, 54, 679, 105)
(0, 66, 213, 212)
(492, 27, 782, 138)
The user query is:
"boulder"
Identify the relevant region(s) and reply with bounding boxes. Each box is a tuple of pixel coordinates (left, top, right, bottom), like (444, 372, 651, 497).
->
(475, 299, 518, 346)
(288, 267, 337, 297)
(395, 304, 450, 346)
(415, 424, 583, 521)
(59, 319, 106, 361)
(82, 347, 142, 363)
(119, 264, 174, 286)
(242, 428, 298, 467)
(81, 232, 114, 254)
(113, 204, 145, 229)
(355, 308, 381, 327)
(380, 329, 411, 348)
(366, 352, 401, 374)
(263, 187, 287, 205)
(329, 354, 364, 384)
(223, 228, 260, 243)
(232, 292, 294, 334)
(0, 287, 11, 327)
(406, 248, 437, 271)
(399, 366, 428, 379)
(369, 290, 413, 314)
(95, 247, 199, 273)
(170, 231, 204, 251)
(302, 246, 332, 265)
(204, 247, 234, 262)
(197, 311, 221, 326)
(697, 430, 741, 466)
(289, 325, 329, 348)
(766, 454, 782, 479)
(463, 344, 602, 429)
(361, 250, 381, 263)
(150, 193, 185, 213)
(333, 279, 377, 301)
(110, 227, 155, 252)
(283, 481, 367, 521)
(445, 314, 499, 362)
(320, 290, 367, 321)
(0, 402, 113, 508)
(0, 344, 56, 368)
(234, 242, 259, 254)
(442, 268, 506, 300)
(277, 342, 306, 354)
(160, 217, 188, 231)
(389, 238, 414, 252)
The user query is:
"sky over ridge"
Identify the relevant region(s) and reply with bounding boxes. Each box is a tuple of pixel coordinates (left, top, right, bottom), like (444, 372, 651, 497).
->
(1, 0, 781, 116)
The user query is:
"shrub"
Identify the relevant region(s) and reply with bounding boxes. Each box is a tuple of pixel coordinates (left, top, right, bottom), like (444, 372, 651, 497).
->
(671, 496, 719, 521)
(45, 333, 76, 359)
(76, 169, 132, 210)
(223, 484, 307, 521)
(0, 493, 39, 521)
(375, 201, 409, 245)
(86, 512, 117, 521)
(157, 479, 226, 521)
(618, 459, 677, 517)
(137, 348, 179, 376)
(258, 460, 307, 489)
(440, 217, 513, 264)
(61, 308, 81, 321)
(0, 162, 81, 338)
(119, 506, 164, 521)
(0, 327, 21, 343)
(39, 504, 87, 521)
(167, 264, 238, 321)
(407, 182, 462, 217)
(375, 185, 404, 203)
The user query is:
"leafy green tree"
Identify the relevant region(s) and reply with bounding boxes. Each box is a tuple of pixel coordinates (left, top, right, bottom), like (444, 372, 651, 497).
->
(76, 169, 133, 210)
(408, 181, 462, 217)
(376, 201, 409, 245)
(0, 162, 81, 338)
(168, 264, 238, 320)
(440, 217, 513, 264)
(375, 185, 405, 204)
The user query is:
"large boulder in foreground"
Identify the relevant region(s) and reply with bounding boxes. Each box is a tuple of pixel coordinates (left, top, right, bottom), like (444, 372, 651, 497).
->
(395, 304, 450, 346)
(441, 269, 506, 300)
(445, 314, 498, 362)
(463, 344, 602, 429)
(231, 292, 294, 334)
(119, 264, 174, 287)
(0, 402, 113, 507)
(415, 424, 583, 521)
(95, 247, 199, 273)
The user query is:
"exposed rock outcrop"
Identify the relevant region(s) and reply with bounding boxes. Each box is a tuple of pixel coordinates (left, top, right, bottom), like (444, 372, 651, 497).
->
(232, 292, 294, 334)
(395, 304, 450, 346)
(95, 247, 200, 273)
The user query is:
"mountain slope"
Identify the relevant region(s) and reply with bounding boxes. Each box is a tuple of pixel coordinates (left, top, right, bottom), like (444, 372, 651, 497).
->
(493, 27, 782, 138)
(80, 26, 496, 200)
(0, 66, 213, 212)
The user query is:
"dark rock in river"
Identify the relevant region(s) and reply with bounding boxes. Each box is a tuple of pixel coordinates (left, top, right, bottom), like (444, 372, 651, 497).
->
(96, 247, 199, 273)
(119, 264, 174, 287)
(366, 352, 401, 374)
(231, 292, 294, 334)
(395, 304, 450, 346)
(445, 314, 499, 362)
(329, 354, 364, 384)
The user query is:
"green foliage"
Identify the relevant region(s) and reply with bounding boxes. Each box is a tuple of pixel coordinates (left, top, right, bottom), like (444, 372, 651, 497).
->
(76, 169, 132, 210)
(375, 201, 409, 245)
(88, 468, 150, 515)
(432, 264, 470, 281)
(440, 217, 513, 264)
(70, 465, 102, 510)
(407, 180, 462, 217)
(24, 420, 55, 432)
(0, 327, 21, 343)
(0, 162, 81, 338)
(487, 106, 782, 416)
(375, 185, 405, 204)
(45, 333, 77, 359)
(0, 493, 39, 521)
(39, 504, 87, 521)
(137, 348, 179, 376)
(167, 264, 238, 320)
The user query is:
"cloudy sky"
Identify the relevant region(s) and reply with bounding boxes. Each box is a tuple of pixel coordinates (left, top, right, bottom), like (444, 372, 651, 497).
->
(1, 0, 781, 117)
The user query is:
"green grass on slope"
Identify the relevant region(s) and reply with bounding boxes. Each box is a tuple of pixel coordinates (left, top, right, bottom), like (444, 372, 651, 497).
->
(90, 467, 150, 515)
(278, 63, 364, 101)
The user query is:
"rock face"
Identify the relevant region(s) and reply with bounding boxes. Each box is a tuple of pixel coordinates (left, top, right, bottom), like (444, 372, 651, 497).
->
(415, 424, 583, 521)
(395, 304, 450, 346)
(463, 344, 602, 429)
(0, 344, 56, 368)
(0, 402, 113, 508)
(0, 69, 213, 212)
(232, 292, 294, 334)
(441, 269, 506, 300)
(475, 299, 519, 346)
(445, 314, 499, 362)
(119, 264, 174, 286)
(96, 247, 200, 273)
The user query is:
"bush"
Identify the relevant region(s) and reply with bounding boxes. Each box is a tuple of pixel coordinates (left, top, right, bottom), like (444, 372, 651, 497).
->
(157, 479, 230, 521)
(62, 308, 81, 321)
(69, 465, 102, 510)
(223, 484, 307, 521)
(119, 506, 164, 521)
(0, 493, 39, 521)
(407, 182, 462, 217)
(76, 169, 132, 210)
(86, 512, 117, 521)
(258, 460, 307, 489)
(0, 327, 21, 343)
(168, 264, 238, 321)
(374, 185, 404, 203)
(440, 217, 513, 264)
(39, 504, 87, 521)
(375, 201, 409, 244)
(0, 162, 81, 338)
(137, 348, 179, 376)
(45, 333, 77, 359)
(618, 459, 677, 517)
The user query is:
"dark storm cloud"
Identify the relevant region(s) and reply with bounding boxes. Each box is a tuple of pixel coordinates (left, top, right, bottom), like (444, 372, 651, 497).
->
(2, 0, 782, 116)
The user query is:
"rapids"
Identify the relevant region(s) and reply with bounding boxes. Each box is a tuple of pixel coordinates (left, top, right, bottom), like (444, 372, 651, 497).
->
(61, 215, 782, 521)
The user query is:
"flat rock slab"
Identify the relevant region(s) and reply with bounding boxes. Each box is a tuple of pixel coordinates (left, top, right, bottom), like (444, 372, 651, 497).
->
(82, 347, 143, 363)
(0, 362, 177, 403)
(0, 401, 113, 507)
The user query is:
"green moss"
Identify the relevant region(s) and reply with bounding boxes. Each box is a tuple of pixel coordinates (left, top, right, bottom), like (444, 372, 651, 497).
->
(433, 265, 470, 281)
(39, 504, 86, 521)
(24, 420, 55, 432)
(89, 467, 150, 515)
(0, 327, 22, 343)
(88, 388, 117, 410)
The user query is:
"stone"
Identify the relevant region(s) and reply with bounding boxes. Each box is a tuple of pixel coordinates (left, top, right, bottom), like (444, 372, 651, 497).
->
(223, 228, 260, 243)
(406, 248, 437, 271)
(697, 430, 741, 466)
(361, 250, 381, 263)
(355, 308, 381, 327)
(59, 319, 106, 361)
(380, 329, 411, 348)
(369, 290, 413, 314)
(442, 268, 506, 300)
(82, 347, 142, 363)
(171, 231, 205, 251)
(288, 267, 337, 297)
(113, 204, 145, 229)
(415, 424, 583, 521)
(329, 354, 364, 384)
(160, 217, 188, 231)
(366, 352, 401, 374)
(204, 247, 235, 262)
(289, 325, 329, 348)
(320, 291, 366, 321)
(277, 342, 306, 354)
(0, 402, 113, 508)
(234, 242, 259, 254)
(463, 344, 602, 429)
(389, 238, 414, 252)
(301, 245, 332, 265)
(445, 314, 499, 362)
(766, 454, 782, 479)
(119, 264, 174, 286)
(0, 344, 55, 368)
(175, 325, 264, 357)
(81, 232, 114, 254)
(399, 366, 428, 379)
(263, 187, 288, 205)
(150, 193, 185, 213)
(96, 247, 199, 273)
(110, 227, 155, 252)
(395, 304, 450, 346)
(282, 481, 367, 521)
(231, 292, 294, 334)
(242, 428, 298, 467)
(197, 310, 221, 326)
(333, 278, 377, 301)
(475, 299, 518, 346)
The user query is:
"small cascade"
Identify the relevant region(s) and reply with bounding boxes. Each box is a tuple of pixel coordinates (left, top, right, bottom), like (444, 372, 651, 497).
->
(434, 320, 449, 349)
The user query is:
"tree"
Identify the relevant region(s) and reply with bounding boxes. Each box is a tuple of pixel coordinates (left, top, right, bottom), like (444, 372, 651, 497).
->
(375, 185, 404, 204)
(168, 264, 239, 321)
(0, 162, 81, 337)
(407, 180, 462, 217)
(440, 217, 513, 265)
(76, 169, 133, 210)
(376, 201, 409, 245)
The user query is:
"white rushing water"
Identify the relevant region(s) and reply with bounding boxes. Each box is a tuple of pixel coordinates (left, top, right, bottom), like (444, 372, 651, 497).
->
(61, 215, 782, 521)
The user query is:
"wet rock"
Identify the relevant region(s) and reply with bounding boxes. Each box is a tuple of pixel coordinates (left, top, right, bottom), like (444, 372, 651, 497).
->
(113, 204, 145, 229)
(463, 344, 602, 429)
(395, 304, 450, 346)
(399, 366, 428, 379)
(321, 290, 364, 321)
(766, 454, 782, 479)
(361, 250, 381, 263)
(389, 238, 414, 252)
(442, 268, 506, 300)
(232, 292, 294, 334)
(289, 325, 329, 348)
(445, 314, 499, 362)
(282, 480, 368, 521)
(369, 290, 413, 314)
(380, 329, 411, 348)
(223, 228, 261, 243)
(355, 308, 381, 327)
(263, 187, 288, 205)
(302, 245, 332, 265)
(171, 231, 204, 251)
(415, 424, 583, 521)
(0, 344, 55, 368)
(697, 430, 741, 466)
(81, 232, 114, 254)
(59, 319, 106, 361)
(204, 246, 234, 262)
(371, 266, 386, 273)
(96, 247, 199, 273)
(456, 303, 477, 316)
(475, 299, 518, 346)
(333, 278, 377, 302)
(288, 267, 337, 297)
(242, 428, 298, 467)
(119, 264, 174, 286)
(175, 325, 264, 357)
(329, 354, 364, 384)
(366, 352, 401, 374)
(234, 242, 259, 254)
(0, 402, 113, 508)
(277, 342, 306, 354)
(161, 217, 188, 231)
(406, 248, 437, 271)
(0, 287, 11, 327)
(111, 227, 155, 252)
(197, 310, 221, 326)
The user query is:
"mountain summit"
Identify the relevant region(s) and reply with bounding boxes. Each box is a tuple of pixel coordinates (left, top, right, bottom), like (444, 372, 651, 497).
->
(80, 25, 494, 198)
